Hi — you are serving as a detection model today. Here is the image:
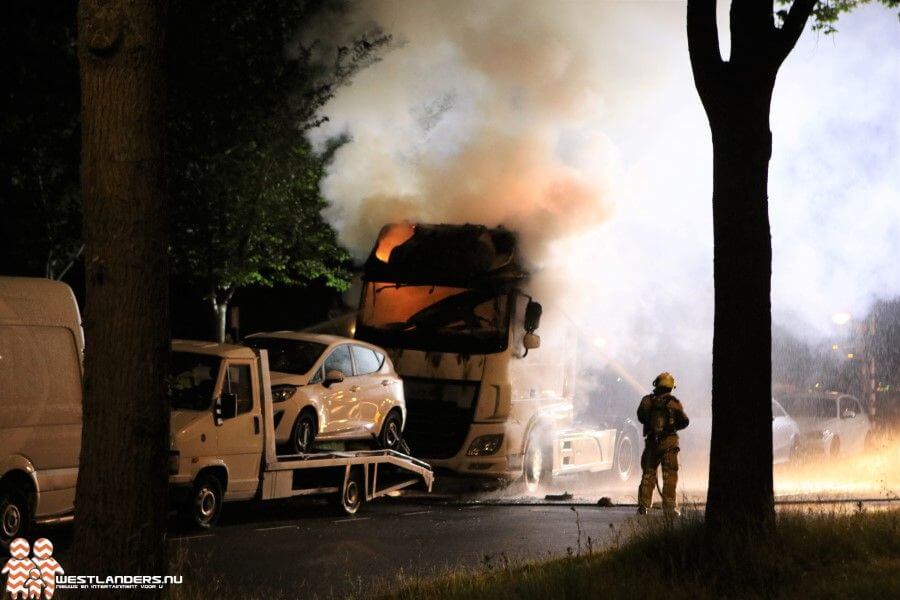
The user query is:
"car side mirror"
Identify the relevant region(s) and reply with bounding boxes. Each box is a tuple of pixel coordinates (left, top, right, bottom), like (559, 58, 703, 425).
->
(218, 392, 238, 422)
(523, 332, 541, 350)
(323, 369, 345, 387)
(524, 300, 543, 333)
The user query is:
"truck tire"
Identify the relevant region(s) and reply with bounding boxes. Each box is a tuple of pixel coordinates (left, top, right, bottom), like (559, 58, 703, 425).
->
(331, 469, 364, 516)
(524, 433, 552, 493)
(0, 485, 31, 547)
(611, 427, 639, 483)
(184, 473, 224, 529)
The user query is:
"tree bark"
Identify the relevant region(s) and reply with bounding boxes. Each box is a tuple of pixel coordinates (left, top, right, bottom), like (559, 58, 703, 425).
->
(687, 0, 816, 532)
(209, 287, 233, 342)
(73, 0, 169, 593)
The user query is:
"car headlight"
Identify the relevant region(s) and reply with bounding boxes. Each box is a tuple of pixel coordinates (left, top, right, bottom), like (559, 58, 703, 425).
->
(272, 384, 298, 403)
(467, 434, 504, 456)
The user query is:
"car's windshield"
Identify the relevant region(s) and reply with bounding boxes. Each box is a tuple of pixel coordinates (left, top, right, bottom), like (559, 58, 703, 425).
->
(169, 352, 220, 411)
(245, 337, 327, 376)
(356, 282, 510, 354)
(779, 396, 836, 420)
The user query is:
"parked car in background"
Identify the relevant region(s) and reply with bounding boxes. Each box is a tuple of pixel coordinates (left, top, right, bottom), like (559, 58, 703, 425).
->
(243, 332, 405, 454)
(779, 392, 872, 459)
(772, 398, 800, 464)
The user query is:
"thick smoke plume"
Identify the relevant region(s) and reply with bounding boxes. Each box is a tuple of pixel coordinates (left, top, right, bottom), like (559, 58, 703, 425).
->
(304, 2, 900, 498)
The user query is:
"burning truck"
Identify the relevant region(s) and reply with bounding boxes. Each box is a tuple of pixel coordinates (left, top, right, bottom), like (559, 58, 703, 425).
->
(354, 223, 641, 489)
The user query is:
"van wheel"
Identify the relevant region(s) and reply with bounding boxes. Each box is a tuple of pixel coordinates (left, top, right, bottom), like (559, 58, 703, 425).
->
(290, 412, 317, 454)
(185, 474, 223, 529)
(379, 411, 403, 451)
(331, 470, 364, 516)
(0, 486, 31, 547)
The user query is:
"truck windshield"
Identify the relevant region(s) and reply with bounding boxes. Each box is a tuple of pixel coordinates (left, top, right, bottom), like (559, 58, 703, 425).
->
(169, 352, 221, 411)
(356, 282, 510, 354)
(244, 338, 327, 375)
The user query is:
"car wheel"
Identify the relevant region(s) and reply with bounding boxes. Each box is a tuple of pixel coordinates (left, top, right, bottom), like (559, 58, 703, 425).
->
(788, 436, 801, 464)
(829, 437, 841, 458)
(378, 411, 403, 451)
(290, 411, 317, 454)
(523, 432, 552, 493)
(331, 469, 364, 516)
(184, 473, 223, 529)
(0, 486, 31, 547)
(612, 428, 639, 482)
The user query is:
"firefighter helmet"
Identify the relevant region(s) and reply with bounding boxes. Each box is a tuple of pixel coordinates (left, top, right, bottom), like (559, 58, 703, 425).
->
(653, 372, 676, 390)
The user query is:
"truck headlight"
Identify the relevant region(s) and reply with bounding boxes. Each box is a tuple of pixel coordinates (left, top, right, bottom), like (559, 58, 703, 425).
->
(168, 450, 180, 475)
(467, 434, 504, 456)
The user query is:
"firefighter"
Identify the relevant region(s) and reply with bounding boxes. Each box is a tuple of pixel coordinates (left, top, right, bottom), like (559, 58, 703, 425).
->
(636, 371, 689, 516)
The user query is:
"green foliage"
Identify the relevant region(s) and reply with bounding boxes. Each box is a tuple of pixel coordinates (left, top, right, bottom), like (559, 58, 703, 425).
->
(777, 0, 900, 34)
(0, 1, 82, 279)
(167, 0, 390, 301)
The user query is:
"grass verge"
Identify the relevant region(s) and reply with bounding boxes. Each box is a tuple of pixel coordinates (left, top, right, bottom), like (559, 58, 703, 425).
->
(378, 507, 900, 600)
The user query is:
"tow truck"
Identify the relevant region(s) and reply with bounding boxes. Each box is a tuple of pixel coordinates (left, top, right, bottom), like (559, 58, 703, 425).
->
(168, 340, 433, 527)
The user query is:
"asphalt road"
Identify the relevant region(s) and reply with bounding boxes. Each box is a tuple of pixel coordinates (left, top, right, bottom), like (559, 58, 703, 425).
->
(168, 498, 637, 598)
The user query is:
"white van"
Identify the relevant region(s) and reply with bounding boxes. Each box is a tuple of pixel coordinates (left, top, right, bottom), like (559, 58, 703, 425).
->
(0, 277, 83, 544)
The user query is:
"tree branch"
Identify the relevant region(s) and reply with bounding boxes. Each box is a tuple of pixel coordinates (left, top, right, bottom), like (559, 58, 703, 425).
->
(687, 0, 724, 98)
(777, 0, 817, 64)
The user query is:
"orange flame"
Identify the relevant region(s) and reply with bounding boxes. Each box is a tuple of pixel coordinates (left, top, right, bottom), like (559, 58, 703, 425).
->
(375, 222, 416, 262)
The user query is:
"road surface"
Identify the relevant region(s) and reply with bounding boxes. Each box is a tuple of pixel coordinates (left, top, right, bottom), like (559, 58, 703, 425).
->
(168, 499, 636, 598)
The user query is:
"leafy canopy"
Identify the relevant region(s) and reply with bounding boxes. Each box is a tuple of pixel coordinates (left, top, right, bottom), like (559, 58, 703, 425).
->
(167, 0, 390, 298)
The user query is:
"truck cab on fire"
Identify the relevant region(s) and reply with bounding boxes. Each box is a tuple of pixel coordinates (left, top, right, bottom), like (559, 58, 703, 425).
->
(355, 224, 630, 489)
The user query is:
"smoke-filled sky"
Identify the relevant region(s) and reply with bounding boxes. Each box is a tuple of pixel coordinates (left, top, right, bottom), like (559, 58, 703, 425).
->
(304, 1, 899, 393)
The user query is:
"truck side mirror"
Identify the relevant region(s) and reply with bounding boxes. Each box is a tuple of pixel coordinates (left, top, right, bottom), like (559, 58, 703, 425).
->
(218, 392, 238, 421)
(524, 300, 542, 333)
(323, 370, 345, 387)
(523, 332, 541, 350)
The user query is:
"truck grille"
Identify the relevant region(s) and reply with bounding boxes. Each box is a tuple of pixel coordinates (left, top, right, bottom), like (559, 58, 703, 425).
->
(402, 377, 479, 459)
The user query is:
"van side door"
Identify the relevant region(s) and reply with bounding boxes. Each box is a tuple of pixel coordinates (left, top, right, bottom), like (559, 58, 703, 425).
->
(215, 359, 263, 499)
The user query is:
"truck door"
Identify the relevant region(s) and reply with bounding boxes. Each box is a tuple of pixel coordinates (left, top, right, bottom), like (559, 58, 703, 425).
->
(216, 359, 263, 497)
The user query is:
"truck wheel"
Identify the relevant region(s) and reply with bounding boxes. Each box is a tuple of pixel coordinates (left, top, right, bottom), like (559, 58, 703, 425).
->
(185, 473, 223, 529)
(612, 428, 638, 482)
(524, 435, 552, 493)
(331, 470, 364, 516)
(290, 412, 317, 454)
(378, 411, 403, 451)
(0, 486, 31, 547)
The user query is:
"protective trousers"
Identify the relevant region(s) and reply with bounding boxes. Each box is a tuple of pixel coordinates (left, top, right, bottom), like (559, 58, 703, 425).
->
(638, 433, 679, 513)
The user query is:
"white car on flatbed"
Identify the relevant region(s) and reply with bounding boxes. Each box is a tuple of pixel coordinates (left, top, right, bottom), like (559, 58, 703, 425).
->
(243, 332, 406, 454)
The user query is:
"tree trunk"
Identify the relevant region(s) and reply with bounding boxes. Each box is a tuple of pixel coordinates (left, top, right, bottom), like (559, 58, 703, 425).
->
(209, 287, 233, 342)
(73, 0, 169, 594)
(687, 0, 816, 533)
(705, 89, 777, 531)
